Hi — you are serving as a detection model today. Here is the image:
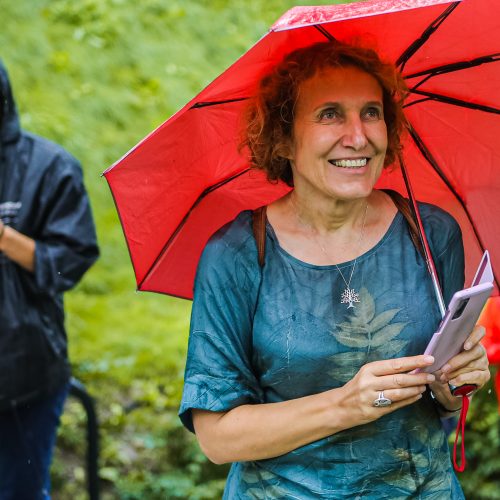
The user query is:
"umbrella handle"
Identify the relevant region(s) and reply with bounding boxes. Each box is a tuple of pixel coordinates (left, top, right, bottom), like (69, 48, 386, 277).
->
(398, 154, 447, 318)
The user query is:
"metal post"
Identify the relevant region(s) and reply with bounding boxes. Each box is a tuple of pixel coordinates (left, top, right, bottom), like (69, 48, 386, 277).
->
(69, 378, 100, 500)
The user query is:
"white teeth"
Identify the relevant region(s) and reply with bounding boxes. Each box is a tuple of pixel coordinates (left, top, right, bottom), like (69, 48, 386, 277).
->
(331, 158, 368, 168)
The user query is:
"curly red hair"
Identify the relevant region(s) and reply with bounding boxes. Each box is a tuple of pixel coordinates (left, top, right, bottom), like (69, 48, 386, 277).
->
(241, 41, 408, 186)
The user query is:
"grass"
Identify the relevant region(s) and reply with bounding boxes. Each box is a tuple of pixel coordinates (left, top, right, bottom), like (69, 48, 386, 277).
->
(1, 0, 498, 497)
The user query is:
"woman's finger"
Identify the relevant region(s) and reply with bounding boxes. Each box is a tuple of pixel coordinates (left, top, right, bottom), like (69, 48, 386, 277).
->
(440, 344, 489, 383)
(449, 368, 491, 388)
(369, 355, 434, 376)
(441, 343, 486, 376)
(463, 324, 486, 351)
(377, 372, 435, 390)
(378, 385, 427, 403)
(444, 365, 489, 383)
(443, 351, 489, 380)
(368, 393, 424, 416)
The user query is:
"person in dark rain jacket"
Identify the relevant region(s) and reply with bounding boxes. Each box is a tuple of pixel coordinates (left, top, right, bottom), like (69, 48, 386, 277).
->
(0, 59, 99, 499)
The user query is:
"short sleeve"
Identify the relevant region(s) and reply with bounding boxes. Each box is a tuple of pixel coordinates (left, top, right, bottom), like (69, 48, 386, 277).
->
(179, 215, 264, 433)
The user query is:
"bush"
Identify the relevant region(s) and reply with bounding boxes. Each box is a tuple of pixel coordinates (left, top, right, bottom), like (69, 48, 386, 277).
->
(1, 1, 498, 498)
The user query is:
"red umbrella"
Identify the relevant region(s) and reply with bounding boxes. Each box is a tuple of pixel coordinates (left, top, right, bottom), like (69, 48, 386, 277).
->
(479, 297, 500, 411)
(104, 0, 500, 301)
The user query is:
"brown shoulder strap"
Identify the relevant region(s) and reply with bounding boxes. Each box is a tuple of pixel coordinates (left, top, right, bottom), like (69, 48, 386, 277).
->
(383, 189, 424, 259)
(248, 208, 266, 363)
(252, 206, 267, 268)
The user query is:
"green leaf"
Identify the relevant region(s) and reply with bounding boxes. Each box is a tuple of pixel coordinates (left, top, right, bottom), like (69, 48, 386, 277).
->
(369, 309, 401, 332)
(369, 325, 407, 348)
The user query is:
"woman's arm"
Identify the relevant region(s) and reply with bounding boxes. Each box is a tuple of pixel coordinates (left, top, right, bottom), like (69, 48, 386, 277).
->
(0, 220, 35, 272)
(193, 354, 435, 464)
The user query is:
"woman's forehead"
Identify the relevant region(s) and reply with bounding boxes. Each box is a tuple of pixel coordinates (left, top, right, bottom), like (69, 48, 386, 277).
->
(296, 66, 383, 109)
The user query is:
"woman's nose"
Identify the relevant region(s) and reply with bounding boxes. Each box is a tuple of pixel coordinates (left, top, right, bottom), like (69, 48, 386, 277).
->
(340, 117, 368, 150)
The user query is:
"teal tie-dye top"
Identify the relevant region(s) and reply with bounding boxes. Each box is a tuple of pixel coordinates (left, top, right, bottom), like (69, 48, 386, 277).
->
(180, 201, 465, 499)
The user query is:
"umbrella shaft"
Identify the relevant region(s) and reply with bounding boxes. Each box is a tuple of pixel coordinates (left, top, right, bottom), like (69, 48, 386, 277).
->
(398, 154, 447, 318)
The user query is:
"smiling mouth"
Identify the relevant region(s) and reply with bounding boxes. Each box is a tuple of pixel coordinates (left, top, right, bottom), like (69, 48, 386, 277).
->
(328, 158, 368, 168)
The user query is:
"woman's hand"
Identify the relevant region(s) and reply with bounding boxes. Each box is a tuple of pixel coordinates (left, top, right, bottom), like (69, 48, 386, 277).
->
(340, 355, 436, 426)
(430, 324, 490, 410)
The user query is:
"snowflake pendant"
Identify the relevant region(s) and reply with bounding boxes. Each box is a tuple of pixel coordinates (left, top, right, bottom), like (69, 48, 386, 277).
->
(340, 287, 360, 308)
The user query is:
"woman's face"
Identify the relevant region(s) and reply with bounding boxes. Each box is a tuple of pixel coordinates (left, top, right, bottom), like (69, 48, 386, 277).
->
(288, 65, 388, 202)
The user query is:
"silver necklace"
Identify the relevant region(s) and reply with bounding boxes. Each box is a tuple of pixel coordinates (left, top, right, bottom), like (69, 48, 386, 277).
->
(335, 255, 361, 309)
(291, 196, 368, 309)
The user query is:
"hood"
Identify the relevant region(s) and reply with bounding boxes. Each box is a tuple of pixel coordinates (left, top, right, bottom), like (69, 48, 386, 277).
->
(0, 59, 21, 146)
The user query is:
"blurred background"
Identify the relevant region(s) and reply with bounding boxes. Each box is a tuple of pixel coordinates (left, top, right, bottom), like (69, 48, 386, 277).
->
(1, 0, 498, 498)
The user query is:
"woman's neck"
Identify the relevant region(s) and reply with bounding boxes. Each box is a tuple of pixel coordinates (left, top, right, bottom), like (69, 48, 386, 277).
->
(288, 189, 371, 236)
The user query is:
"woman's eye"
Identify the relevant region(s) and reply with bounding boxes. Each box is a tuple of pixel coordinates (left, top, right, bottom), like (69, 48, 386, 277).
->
(364, 107, 382, 120)
(320, 108, 340, 120)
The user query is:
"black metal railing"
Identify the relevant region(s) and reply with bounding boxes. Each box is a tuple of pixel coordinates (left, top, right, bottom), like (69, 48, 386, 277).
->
(68, 378, 100, 500)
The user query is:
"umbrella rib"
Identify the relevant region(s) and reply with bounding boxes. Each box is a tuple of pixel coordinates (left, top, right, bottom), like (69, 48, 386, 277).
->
(408, 89, 500, 114)
(203, 168, 251, 195)
(405, 53, 500, 81)
(191, 97, 248, 109)
(403, 97, 433, 109)
(314, 24, 336, 41)
(396, 2, 460, 71)
(408, 125, 459, 204)
(410, 74, 433, 91)
(137, 168, 251, 290)
(408, 125, 498, 288)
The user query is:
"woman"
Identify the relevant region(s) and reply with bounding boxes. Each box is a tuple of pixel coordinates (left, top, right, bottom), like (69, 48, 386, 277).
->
(179, 42, 490, 498)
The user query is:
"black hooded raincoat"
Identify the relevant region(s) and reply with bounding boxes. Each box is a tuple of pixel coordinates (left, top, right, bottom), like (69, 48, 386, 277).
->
(0, 60, 99, 410)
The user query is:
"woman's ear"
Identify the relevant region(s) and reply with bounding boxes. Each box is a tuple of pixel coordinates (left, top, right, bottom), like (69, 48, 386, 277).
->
(279, 138, 294, 162)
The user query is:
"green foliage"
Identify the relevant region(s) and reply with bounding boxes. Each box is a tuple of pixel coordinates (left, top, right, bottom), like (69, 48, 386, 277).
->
(458, 371, 500, 499)
(1, 0, 499, 498)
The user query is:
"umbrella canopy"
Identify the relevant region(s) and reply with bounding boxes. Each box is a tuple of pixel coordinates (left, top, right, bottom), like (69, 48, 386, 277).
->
(104, 0, 500, 300)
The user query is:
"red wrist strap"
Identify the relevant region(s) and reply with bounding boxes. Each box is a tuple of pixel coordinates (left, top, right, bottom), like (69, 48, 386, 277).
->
(451, 384, 476, 472)
(452, 394, 470, 472)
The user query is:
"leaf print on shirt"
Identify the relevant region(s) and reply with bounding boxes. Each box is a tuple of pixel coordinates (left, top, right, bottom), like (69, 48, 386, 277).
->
(328, 288, 409, 385)
(241, 466, 287, 499)
(380, 406, 453, 494)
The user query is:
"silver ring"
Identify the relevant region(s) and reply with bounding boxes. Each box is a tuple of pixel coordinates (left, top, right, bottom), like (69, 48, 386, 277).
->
(373, 391, 392, 407)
